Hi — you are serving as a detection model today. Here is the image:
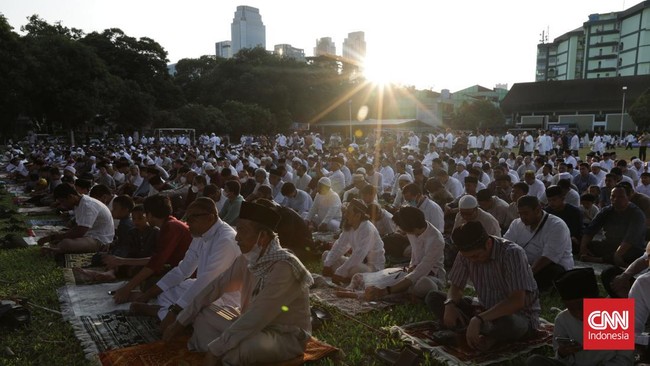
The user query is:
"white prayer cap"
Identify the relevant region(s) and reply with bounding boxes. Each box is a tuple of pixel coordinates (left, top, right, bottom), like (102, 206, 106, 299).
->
(590, 163, 601, 169)
(459, 195, 478, 209)
(398, 174, 413, 182)
(318, 177, 331, 187)
(204, 163, 216, 171)
(64, 166, 76, 174)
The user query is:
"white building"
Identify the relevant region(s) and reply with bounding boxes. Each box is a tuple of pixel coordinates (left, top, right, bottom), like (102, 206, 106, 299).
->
(215, 40, 232, 59)
(342, 31, 366, 64)
(231, 5, 266, 55)
(536, 1, 650, 81)
(314, 37, 336, 57)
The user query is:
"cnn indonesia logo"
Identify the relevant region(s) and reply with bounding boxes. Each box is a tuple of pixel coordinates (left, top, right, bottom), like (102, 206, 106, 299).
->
(583, 298, 634, 350)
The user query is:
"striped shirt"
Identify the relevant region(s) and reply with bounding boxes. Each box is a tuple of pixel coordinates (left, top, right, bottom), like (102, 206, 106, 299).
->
(449, 236, 541, 330)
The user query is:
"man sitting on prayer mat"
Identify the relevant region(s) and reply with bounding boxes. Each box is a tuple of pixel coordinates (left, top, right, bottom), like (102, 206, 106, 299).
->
(322, 199, 385, 285)
(526, 268, 633, 365)
(38, 182, 115, 254)
(364, 206, 445, 301)
(426, 221, 541, 351)
(162, 201, 313, 366)
(131, 197, 241, 326)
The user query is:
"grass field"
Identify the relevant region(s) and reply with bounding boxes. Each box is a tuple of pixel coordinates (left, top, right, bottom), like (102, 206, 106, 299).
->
(1, 145, 631, 365)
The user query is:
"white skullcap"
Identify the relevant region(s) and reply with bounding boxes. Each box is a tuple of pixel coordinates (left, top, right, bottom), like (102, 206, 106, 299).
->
(64, 166, 76, 174)
(398, 174, 413, 182)
(457, 161, 466, 167)
(590, 163, 601, 169)
(204, 163, 215, 171)
(458, 195, 478, 209)
(318, 177, 331, 187)
(558, 172, 572, 180)
(356, 167, 367, 175)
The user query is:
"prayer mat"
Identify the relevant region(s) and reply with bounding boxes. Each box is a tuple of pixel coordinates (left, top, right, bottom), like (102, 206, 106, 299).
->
(17, 206, 56, 215)
(22, 236, 39, 246)
(27, 218, 66, 226)
(57, 283, 133, 319)
(64, 253, 96, 268)
(389, 320, 554, 366)
(310, 276, 396, 316)
(72, 312, 161, 358)
(98, 335, 341, 366)
(573, 260, 615, 276)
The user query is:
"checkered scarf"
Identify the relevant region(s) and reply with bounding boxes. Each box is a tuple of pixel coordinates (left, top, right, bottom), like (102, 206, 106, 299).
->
(248, 238, 313, 296)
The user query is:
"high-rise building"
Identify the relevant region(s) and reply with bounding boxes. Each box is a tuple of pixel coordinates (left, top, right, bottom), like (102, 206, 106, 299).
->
(274, 44, 305, 62)
(536, 1, 650, 81)
(314, 37, 336, 57)
(342, 31, 366, 64)
(231, 6, 266, 56)
(215, 41, 232, 59)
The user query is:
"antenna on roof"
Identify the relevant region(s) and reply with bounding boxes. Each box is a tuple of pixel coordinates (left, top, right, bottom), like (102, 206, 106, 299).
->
(539, 29, 549, 44)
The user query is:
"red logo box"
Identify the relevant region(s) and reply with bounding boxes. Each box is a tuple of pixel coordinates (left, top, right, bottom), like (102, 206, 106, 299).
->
(583, 298, 634, 350)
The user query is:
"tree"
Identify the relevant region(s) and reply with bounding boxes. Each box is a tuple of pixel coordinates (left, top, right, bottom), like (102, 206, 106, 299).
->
(629, 88, 650, 131)
(0, 14, 26, 135)
(449, 99, 505, 130)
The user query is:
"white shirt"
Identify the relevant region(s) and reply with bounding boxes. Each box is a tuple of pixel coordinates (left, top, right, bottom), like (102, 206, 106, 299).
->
(281, 189, 313, 217)
(504, 213, 574, 270)
(156, 219, 240, 309)
(444, 176, 464, 199)
(292, 173, 312, 192)
(372, 209, 396, 236)
(379, 166, 395, 191)
(570, 134, 580, 150)
(324, 220, 385, 276)
(406, 222, 446, 282)
(637, 183, 650, 197)
(526, 179, 546, 200)
(306, 189, 342, 226)
(74, 195, 115, 245)
(504, 133, 515, 149)
(417, 197, 445, 233)
(328, 169, 346, 195)
(453, 208, 501, 237)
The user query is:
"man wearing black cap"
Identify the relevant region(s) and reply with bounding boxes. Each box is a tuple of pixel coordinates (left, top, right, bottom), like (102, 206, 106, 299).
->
(163, 201, 313, 365)
(426, 221, 540, 351)
(527, 268, 633, 365)
(322, 199, 385, 284)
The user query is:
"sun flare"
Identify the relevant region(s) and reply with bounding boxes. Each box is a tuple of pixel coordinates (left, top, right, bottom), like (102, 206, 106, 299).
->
(362, 56, 397, 86)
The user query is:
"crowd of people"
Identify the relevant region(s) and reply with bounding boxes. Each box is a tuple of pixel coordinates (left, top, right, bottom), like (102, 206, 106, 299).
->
(6, 126, 650, 364)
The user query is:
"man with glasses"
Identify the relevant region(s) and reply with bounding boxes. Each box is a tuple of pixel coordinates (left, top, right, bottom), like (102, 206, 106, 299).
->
(580, 184, 646, 267)
(132, 197, 241, 331)
(426, 221, 540, 351)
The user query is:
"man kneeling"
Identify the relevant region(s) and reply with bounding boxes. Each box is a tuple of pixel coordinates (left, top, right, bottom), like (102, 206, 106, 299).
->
(163, 201, 313, 365)
(426, 221, 540, 351)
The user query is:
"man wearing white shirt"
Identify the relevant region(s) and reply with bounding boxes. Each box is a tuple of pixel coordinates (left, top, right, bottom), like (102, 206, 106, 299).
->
(322, 199, 385, 284)
(569, 132, 580, 155)
(402, 183, 445, 233)
(503, 131, 515, 151)
(280, 183, 312, 217)
(452, 161, 469, 187)
(504, 196, 573, 291)
(444, 129, 454, 151)
(637, 173, 650, 196)
(590, 163, 606, 186)
(379, 159, 395, 192)
(136, 198, 241, 323)
(305, 177, 342, 232)
(453, 195, 501, 237)
(291, 164, 311, 192)
(325, 157, 346, 196)
(365, 206, 446, 301)
(524, 171, 546, 200)
(434, 169, 464, 199)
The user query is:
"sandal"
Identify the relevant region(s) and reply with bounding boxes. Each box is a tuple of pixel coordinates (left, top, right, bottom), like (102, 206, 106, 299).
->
(310, 306, 332, 330)
(375, 346, 422, 365)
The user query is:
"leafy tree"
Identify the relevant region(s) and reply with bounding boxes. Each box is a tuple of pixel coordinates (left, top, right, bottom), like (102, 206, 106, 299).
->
(629, 88, 650, 131)
(220, 100, 274, 138)
(21, 14, 84, 39)
(0, 14, 26, 135)
(449, 99, 505, 130)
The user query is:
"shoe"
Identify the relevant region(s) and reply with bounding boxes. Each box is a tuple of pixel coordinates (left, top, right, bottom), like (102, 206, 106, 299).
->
(375, 347, 422, 365)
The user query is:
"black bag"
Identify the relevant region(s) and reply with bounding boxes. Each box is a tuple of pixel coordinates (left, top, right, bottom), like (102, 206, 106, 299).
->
(0, 300, 31, 328)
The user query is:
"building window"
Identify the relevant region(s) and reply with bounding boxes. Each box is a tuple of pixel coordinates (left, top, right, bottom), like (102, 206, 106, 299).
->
(597, 73, 601, 78)
(620, 42, 624, 50)
(619, 58, 622, 66)
(598, 61, 602, 68)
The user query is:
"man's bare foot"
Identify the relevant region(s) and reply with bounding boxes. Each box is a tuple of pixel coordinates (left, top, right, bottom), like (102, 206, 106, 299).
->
(130, 302, 162, 317)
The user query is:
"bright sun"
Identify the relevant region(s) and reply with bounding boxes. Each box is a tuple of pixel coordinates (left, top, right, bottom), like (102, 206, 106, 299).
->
(362, 56, 398, 86)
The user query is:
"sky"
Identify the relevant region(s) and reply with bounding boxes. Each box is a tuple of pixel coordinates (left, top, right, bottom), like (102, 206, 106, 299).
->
(0, 0, 634, 92)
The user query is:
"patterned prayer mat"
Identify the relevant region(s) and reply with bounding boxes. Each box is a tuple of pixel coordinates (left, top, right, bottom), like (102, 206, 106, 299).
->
(27, 219, 66, 226)
(389, 320, 554, 366)
(74, 312, 161, 357)
(57, 283, 132, 319)
(309, 283, 397, 316)
(64, 253, 96, 268)
(17, 206, 56, 215)
(99, 335, 341, 366)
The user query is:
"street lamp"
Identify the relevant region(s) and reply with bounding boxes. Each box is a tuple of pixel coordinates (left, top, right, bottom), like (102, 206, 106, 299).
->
(620, 86, 627, 141)
(348, 99, 352, 142)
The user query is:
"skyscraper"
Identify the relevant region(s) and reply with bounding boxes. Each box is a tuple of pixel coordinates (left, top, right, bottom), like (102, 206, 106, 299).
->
(231, 6, 266, 56)
(342, 31, 366, 64)
(274, 44, 305, 62)
(314, 37, 336, 57)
